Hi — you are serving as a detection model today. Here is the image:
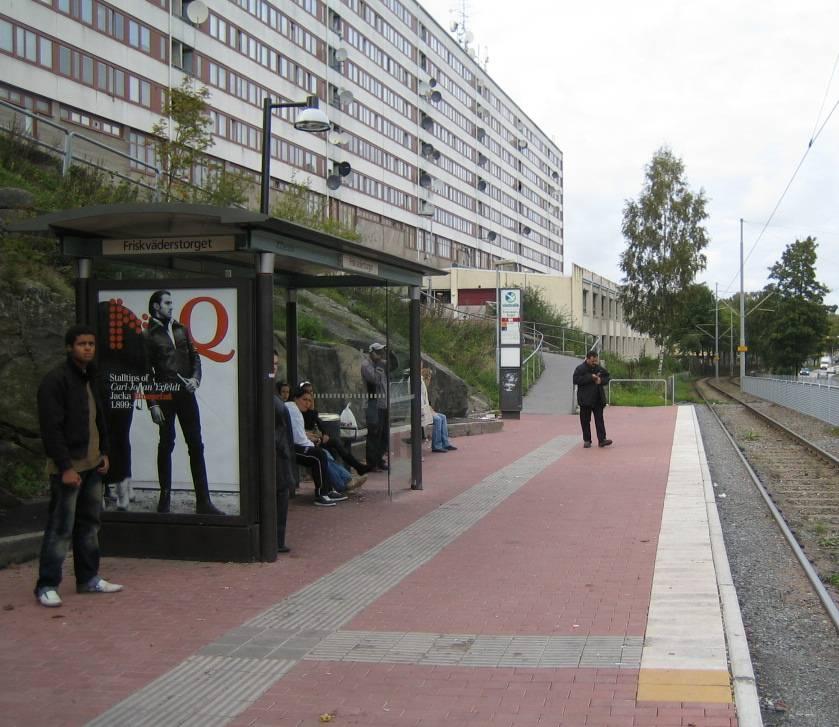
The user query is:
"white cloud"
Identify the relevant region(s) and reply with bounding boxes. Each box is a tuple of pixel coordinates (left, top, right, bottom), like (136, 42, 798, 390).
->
(420, 0, 839, 306)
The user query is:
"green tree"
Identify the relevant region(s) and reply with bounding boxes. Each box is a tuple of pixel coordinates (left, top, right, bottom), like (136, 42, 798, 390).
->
(151, 78, 246, 205)
(762, 237, 830, 373)
(670, 283, 716, 364)
(619, 147, 710, 353)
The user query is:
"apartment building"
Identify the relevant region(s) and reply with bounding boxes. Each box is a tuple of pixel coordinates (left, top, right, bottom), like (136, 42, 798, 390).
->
(1, 0, 564, 274)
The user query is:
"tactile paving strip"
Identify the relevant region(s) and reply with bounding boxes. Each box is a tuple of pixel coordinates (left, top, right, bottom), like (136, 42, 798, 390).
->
(306, 630, 643, 669)
(87, 435, 577, 726)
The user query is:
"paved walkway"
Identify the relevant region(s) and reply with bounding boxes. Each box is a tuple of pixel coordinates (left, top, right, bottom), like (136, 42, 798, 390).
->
(0, 406, 757, 726)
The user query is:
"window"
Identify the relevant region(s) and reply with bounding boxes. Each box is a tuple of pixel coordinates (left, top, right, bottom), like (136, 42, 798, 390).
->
(0, 20, 12, 53)
(39, 38, 51, 67)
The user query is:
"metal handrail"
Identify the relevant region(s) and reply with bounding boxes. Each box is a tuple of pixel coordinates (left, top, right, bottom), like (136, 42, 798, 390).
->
(608, 378, 669, 406)
(1, 99, 160, 198)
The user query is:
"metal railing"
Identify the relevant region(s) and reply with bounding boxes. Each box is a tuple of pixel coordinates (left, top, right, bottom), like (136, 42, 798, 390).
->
(743, 374, 838, 426)
(1, 99, 161, 199)
(608, 378, 671, 406)
(522, 324, 544, 391)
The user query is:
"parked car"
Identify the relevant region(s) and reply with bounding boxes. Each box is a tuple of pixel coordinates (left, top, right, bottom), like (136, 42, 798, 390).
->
(799, 367, 811, 376)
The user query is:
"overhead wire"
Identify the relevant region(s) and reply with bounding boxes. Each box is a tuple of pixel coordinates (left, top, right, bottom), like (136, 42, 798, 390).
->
(721, 50, 839, 298)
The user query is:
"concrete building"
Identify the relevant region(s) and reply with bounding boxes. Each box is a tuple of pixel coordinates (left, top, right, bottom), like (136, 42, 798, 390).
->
(1, 0, 564, 275)
(426, 263, 657, 360)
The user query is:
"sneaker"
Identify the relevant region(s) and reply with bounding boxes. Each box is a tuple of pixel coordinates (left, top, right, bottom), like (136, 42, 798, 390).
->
(347, 474, 368, 490)
(314, 495, 337, 507)
(77, 577, 124, 594)
(598, 439, 613, 448)
(37, 588, 62, 608)
(583, 441, 592, 449)
(326, 490, 348, 502)
(445, 445, 458, 450)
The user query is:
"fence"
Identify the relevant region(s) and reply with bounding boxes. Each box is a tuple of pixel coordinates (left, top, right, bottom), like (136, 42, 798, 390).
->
(743, 375, 839, 426)
(607, 377, 674, 406)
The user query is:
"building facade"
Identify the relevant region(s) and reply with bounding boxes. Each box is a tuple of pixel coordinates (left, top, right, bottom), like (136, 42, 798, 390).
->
(426, 264, 657, 360)
(1, 0, 564, 274)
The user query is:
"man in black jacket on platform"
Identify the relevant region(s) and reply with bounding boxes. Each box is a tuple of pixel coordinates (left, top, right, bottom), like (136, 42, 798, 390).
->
(572, 351, 613, 449)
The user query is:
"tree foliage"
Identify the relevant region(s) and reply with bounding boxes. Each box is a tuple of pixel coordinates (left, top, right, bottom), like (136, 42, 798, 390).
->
(151, 78, 247, 206)
(669, 283, 716, 358)
(619, 147, 710, 350)
(758, 237, 830, 373)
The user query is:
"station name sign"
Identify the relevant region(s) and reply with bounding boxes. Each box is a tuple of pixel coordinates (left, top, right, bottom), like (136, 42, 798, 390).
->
(341, 253, 379, 276)
(102, 235, 236, 255)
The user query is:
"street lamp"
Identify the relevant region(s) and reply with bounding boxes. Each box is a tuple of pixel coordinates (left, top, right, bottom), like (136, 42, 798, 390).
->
(260, 95, 330, 214)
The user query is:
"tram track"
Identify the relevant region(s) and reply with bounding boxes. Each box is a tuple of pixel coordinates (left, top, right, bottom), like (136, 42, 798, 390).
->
(696, 376, 839, 634)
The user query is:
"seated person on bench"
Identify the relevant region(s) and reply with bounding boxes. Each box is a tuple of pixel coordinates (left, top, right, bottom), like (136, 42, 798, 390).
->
(285, 385, 347, 507)
(299, 381, 370, 476)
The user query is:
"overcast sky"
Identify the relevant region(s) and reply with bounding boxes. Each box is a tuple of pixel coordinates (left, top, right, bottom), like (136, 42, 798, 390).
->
(420, 0, 839, 308)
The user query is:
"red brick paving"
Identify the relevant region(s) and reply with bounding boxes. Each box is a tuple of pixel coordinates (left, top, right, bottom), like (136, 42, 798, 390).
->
(0, 408, 737, 726)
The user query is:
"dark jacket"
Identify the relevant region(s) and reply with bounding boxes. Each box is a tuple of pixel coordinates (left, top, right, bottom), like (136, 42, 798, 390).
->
(37, 357, 109, 473)
(573, 360, 610, 409)
(143, 317, 201, 385)
(274, 394, 299, 490)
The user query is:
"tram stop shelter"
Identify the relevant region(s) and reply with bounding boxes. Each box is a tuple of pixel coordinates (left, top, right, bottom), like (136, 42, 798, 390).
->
(13, 203, 442, 563)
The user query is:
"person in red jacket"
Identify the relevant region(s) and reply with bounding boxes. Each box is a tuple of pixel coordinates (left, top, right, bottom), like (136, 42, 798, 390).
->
(34, 324, 124, 608)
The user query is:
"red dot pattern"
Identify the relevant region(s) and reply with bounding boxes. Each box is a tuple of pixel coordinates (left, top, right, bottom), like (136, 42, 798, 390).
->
(107, 298, 144, 350)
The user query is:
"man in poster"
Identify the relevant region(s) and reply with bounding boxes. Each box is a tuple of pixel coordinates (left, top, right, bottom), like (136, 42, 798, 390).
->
(144, 290, 223, 515)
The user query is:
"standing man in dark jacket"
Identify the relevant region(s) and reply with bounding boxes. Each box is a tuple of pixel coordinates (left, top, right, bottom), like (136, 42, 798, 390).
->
(34, 324, 124, 608)
(572, 350, 613, 449)
(144, 290, 222, 515)
(361, 342, 389, 471)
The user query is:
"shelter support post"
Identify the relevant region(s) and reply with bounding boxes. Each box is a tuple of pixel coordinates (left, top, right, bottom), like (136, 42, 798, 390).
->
(409, 286, 423, 490)
(257, 253, 277, 562)
(286, 289, 298, 387)
(75, 258, 92, 324)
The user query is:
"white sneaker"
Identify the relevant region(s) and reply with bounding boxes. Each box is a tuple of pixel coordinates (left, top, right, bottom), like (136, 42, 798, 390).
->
(37, 589, 62, 608)
(116, 481, 130, 511)
(77, 577, 124, 594)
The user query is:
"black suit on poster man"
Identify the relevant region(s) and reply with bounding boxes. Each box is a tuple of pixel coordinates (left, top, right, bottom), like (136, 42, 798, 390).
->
(144, 290, 222, 515)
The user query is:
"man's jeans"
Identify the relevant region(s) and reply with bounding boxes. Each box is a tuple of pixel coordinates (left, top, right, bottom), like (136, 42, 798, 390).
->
(432, 412, 451, 450)
(35, 468, 103, 593)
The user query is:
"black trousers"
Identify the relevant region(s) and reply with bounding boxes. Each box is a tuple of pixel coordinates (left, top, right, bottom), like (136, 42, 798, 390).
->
(579, 405, 607, 443)
(294, 444, 333, 497)
(156, 389, 212, 505)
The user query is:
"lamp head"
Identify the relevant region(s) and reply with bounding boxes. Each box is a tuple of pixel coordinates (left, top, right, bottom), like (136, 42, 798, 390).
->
(294, 106, 331, 133)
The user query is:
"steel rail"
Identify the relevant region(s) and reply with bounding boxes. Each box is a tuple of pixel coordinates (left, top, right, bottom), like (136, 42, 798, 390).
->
(705, 378, 839, 468)
(698, 379, 839, 634)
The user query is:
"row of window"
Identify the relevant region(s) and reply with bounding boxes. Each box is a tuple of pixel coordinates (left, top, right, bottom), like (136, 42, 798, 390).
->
(207, 14, 319, 95)
(356, 0, 414, 59)
(344, 60, 412, 120)
(422, 54, 471, 109)
(1, 18, 157, 110)
(228, 0, 319, 55)
(343, 23, 412, 88)
(342, 167, 412, 211)
(344, 131, 412, 181)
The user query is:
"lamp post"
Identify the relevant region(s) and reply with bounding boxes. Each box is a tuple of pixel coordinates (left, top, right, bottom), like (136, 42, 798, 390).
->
(260, 95, 330, 214)
(256, 94, 328, 560)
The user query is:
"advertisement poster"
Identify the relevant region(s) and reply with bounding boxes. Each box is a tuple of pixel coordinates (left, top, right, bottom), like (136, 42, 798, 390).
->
(96, 285, 240, 516)
(499, 288, 521, 345)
